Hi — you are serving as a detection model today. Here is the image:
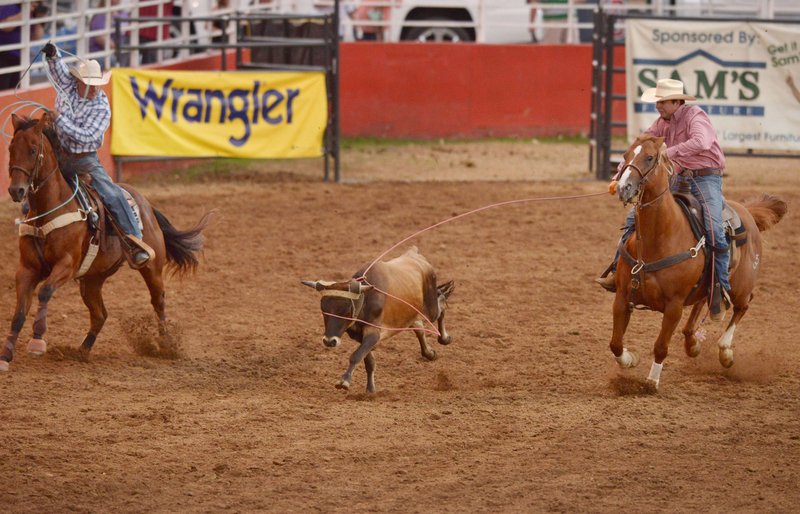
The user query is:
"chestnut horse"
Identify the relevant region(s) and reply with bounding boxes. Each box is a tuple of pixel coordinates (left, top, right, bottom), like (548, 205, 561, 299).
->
(610, 135, 786, 390)
(2, 112, 211, 371)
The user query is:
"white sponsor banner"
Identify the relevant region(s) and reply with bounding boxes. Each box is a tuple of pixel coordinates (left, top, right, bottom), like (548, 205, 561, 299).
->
(626, 19, 800, 151)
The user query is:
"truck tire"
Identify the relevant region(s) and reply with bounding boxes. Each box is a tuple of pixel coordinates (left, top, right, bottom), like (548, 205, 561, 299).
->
(404, 18, 472, 42)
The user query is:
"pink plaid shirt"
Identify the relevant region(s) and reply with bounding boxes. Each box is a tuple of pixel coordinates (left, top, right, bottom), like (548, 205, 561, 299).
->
(617, 104, 726, 177)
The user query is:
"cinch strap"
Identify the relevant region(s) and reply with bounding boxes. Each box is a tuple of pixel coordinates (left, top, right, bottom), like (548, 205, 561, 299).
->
(74, 241, 99, 279)
(17, 211, 86, 239)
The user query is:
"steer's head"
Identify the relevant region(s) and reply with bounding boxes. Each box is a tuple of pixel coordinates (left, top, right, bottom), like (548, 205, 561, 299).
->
(301, 279, 373, 347)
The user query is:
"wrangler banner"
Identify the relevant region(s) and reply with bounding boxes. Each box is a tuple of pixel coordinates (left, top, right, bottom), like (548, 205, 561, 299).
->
(111, 69, 327, 158)
(626, 19, 800, 151)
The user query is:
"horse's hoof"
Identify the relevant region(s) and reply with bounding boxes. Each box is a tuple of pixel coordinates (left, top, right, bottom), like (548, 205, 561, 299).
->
(335, 379, 351, 390)
(686, 343, 701, 358)
(719, 348, 734, 368)
(27, 338, 47, 357)
(0, 360, 9, 372)
(438, 335, 452, 345)
(616, 349, 639, 368)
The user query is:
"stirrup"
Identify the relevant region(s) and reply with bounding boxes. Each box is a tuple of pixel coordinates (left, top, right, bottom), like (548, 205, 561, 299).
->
(125, 235, 155, 269)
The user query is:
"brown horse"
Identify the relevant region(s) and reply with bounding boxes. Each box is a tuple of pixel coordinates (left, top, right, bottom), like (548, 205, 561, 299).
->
(2, 112, 211, 371)
(609, 135, 786, 390)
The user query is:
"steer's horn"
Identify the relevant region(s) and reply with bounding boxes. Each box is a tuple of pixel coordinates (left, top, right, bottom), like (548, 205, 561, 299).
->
(301, 280, 322, 290)
(350, 280, 373, 294)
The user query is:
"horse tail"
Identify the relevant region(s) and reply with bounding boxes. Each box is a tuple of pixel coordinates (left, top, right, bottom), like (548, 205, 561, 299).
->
(153, 208, 213, 276)
(744, 194, 788, 232)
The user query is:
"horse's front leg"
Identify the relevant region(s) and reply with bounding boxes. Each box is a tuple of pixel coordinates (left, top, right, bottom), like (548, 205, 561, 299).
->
(1, 267, 39, 371)
(647, 300, 684, 390)
(78, 275, 109, 352)
(609, 291, 637, 368)
(27, 260, 74, 357)
(682, 302, 705, 358)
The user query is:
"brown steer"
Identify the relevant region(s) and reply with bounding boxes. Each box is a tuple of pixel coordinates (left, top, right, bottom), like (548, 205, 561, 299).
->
(302, 247, 454, 393)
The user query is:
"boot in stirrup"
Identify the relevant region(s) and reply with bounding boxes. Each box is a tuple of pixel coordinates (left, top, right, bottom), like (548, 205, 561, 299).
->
(595, 271, 616, 293)
(126, 235, 155, 269)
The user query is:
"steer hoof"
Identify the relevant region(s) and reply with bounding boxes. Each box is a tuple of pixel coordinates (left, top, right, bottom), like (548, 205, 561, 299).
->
(438, 334, 452, 345)
(0, 360, 9, 372)
(335, 379, 351, 390)
(27, 338, 47, 357)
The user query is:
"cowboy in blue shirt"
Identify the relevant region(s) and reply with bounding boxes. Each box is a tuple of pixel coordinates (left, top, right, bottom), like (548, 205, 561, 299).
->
(42, 42, 151, 267)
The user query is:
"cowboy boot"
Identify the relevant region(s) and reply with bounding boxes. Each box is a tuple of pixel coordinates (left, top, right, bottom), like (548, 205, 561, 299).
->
(594, 271, 616, 293)
(126, 235, 155, 268)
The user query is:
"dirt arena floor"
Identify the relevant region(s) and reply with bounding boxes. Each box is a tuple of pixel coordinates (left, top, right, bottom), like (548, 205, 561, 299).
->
(1, 140, 798, 513)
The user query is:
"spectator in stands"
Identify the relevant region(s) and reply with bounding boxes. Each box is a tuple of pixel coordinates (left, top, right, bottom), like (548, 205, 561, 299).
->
(139, 1, 173, 64)
(353, 0, 389, 41)
(527, 0, 570, 44)
(90, 0, 130, 66)
(0, 3, 44, 89)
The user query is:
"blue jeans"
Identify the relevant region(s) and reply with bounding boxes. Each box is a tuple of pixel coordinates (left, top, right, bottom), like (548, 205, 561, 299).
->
(71, 153, 142, 239)
(610, 175, 730, 290)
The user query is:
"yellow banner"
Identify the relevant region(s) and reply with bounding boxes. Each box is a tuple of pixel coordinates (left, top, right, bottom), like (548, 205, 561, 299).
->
(111, 69, 327, 158)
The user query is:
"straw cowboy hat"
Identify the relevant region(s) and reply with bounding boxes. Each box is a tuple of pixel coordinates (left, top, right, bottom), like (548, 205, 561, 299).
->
(69, 59, 110, 86)
(640, 78, 696, 102)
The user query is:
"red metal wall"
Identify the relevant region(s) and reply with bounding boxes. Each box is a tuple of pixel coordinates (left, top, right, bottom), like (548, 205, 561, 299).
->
(339, 43, 595, 138)
(1, 44, 605, 197)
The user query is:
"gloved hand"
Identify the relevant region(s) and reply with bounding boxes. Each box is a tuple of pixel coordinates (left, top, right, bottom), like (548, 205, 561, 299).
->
(608, 180, 618, 195)
(43, 42, 57, 58)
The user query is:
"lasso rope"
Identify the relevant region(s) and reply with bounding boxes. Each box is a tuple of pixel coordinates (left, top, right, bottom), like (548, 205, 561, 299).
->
(326, 190, 608, 337)
(2, 43, 87, 145)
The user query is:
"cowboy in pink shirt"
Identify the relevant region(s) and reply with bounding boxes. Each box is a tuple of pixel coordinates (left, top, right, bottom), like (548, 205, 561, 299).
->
(596, 79, 731, 320)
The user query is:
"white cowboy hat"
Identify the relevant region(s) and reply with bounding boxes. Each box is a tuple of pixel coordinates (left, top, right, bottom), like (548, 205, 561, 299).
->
(640, 78, 696, 102)
(69, 59, 110, 86)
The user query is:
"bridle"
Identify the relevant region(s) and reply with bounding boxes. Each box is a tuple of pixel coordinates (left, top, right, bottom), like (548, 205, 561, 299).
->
(9, 130, 59, 195)
(620, 145, 674, 209)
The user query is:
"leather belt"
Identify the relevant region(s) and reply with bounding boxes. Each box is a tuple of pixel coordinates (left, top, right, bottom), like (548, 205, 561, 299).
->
(684, 167, 723, 177)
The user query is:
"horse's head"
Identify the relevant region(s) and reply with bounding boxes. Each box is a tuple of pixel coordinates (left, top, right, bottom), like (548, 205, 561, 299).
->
(616, 135, 672, 205)
(7, 112, 58, 202)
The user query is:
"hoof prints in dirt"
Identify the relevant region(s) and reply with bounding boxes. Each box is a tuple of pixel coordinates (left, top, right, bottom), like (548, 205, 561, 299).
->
(121, 315, 184, 360)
